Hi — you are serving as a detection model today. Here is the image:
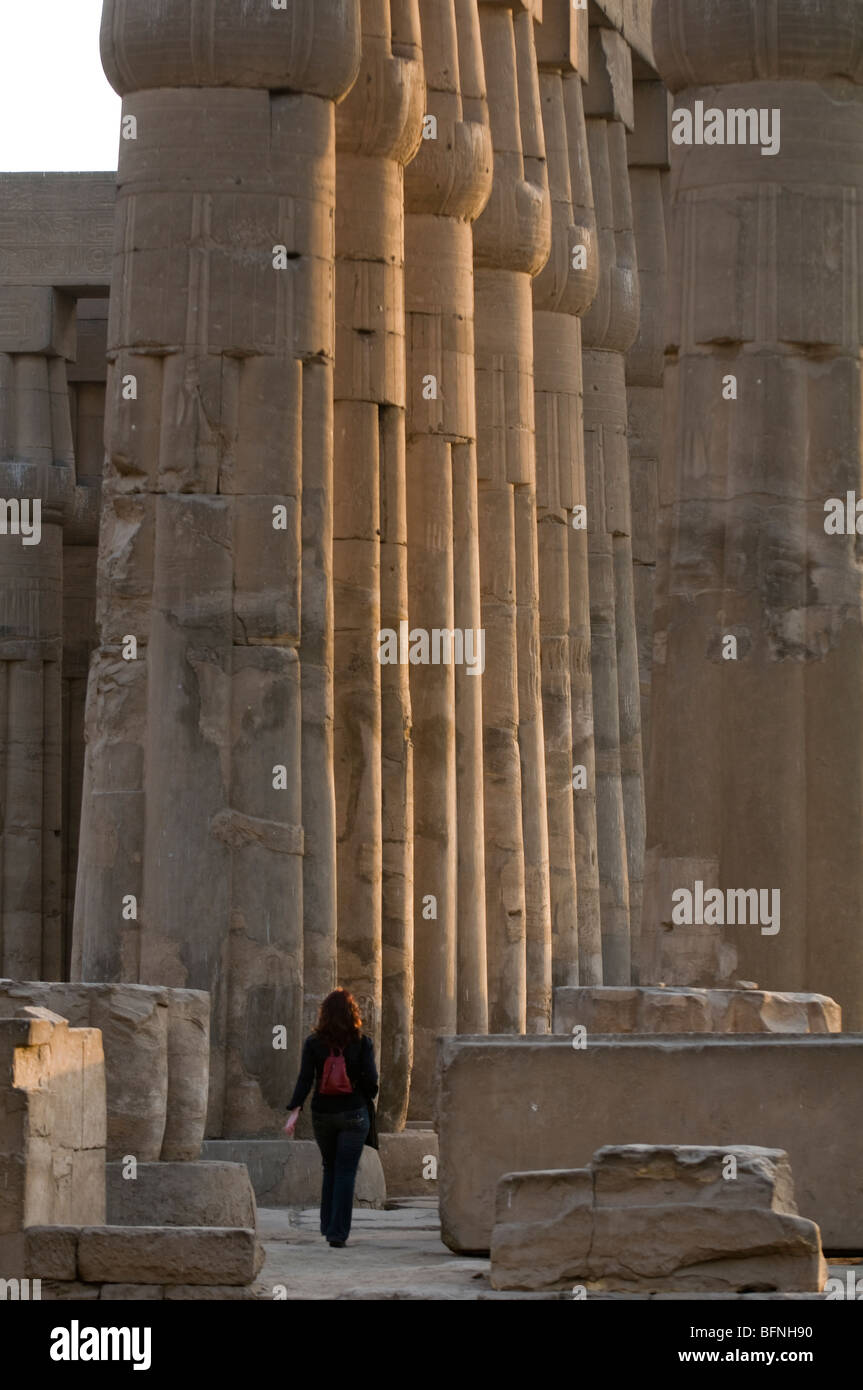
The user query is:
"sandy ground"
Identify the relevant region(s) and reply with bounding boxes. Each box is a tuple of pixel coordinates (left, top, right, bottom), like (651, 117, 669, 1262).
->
(251, 1200, 860, 1301)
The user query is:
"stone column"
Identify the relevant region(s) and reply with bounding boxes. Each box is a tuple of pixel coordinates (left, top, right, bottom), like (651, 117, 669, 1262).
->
(64, 299, 107, 977)
(646, 0, 863, 1026)
(333, 2, 424, 1128)
(532, 2, 603, 990)
(581, 26, 643, 983)
(474, 0, 551, 1033)
(73, 0, 361, 1136)
(625, 79, 669, 976)
(404, 0, 492, 1114)
(0, 287, 75, 981)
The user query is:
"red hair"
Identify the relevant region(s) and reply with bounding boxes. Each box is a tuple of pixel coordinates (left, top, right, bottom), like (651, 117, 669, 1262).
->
(314, 988, 362, 1047)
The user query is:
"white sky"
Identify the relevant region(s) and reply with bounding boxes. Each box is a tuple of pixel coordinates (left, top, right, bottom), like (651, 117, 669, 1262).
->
(0, 0, 121, 171)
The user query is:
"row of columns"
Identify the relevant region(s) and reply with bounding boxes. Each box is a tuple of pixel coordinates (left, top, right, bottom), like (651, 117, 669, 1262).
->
(57, 0, 664, 1134)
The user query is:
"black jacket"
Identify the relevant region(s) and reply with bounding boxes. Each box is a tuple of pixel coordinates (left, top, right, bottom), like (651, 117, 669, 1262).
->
(287, 1033, 379, 1114)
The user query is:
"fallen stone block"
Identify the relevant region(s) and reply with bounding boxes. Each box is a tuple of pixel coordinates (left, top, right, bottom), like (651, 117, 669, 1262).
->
(200, 1139, 386, 1208)
(592, 1144, 798, 1212)
(437, 1035, 863, 1251)
(552, 986, 841, 1035)
(490, 1146, 826, 1293)
(106, 1161, 256, 1229)
(0, 981, 209, 1162)
(378, 1130, 438, 1198)
(77, 1226, 263, 1287)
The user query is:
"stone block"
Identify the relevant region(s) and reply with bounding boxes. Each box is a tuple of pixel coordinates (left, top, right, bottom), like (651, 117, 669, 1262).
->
(627, 81, 672, 168)
(490, 1145, 825, 1292)
(591, 1145, 798, 1212)
(0, 174, 115, 290)
(106, 1161, 256, 1230)
(0, 287, 76, 358)
(583, 28, 634, 130)
(535, 0, 588, 75)
(0, 1010, 105, 1238)
(77, 1226, 263, 1287)
(378, 1130, 438, 1198)
(200, 1139, 386, 1208)
(437, 1035, 863, 1251)
(25, 1227, 79, 1280)
(161, 990, 210, 1161)
(552, 985, 842, 1035)
(0, 982, 210, 1163)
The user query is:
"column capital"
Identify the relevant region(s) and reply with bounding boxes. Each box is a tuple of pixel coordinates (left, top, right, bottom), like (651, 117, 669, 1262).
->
(335, 1, 425, 163)
(100, 0, 361, 98)
(653, 0, 863, 92)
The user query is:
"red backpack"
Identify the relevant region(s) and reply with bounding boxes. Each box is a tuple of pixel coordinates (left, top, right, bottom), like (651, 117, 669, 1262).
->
(320, 1046, 354, 1096)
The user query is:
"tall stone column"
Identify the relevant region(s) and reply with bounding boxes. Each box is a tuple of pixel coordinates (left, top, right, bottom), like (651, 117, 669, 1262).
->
(0, 288, 75, 981)
(404, 0, 492, 1114)
(581, 26, 643, 983)
(532, 3, 603, 990)
(73, 0, 361, 1136)
(474, 0, 551, 1033)
(626, 82, 669, 792)
(333, 1, 424, 1128)
(646, 0, 863, 1026)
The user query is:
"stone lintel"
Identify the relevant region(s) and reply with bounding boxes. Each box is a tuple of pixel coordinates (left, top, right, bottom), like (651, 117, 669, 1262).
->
(0, 174, 116, 292)
(583, 27, 634, 129)
(535, 0, 589, 75)
(627, 80, 673, 168)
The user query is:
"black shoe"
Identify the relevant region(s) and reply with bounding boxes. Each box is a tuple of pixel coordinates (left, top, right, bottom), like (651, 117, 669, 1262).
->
(328, 1240, 346, 1248)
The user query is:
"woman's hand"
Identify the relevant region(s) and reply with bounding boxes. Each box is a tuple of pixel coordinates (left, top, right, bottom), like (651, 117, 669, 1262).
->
(284, 1108, 300, 1138)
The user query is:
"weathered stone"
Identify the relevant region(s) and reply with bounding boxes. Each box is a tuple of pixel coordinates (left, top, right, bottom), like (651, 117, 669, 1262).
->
(0, 981, 207, 1161)
(534, 3, 601, 991)
(405, 0, 492, 1115)
(378, 1130, 438, 1198)
(490, 1145, 825, 1292)
(72, 0, 363, 1141)
(77, 1226, 263, 1287)
(333, 2, 424, 1130)
(591, 1145, 798, 1212)
(161, 989, 209, 1161)
(0, 1010, 105, 1253)
(552, 985, 842, 1035)
(200, 1139, 386, 1210)
(474, 0, 552, 1033)
(437, 1034, 863, 1252)
(644, 0, 863, 1026)
(25, 1226, 79, 1280)
(106, 1161, 256, 1230)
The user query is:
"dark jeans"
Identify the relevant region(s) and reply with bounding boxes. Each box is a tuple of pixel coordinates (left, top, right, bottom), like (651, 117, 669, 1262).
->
(312, 1106, 370, 1243)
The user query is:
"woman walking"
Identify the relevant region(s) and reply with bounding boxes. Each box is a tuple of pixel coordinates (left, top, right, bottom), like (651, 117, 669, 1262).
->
(284, 988, 378, 1247)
